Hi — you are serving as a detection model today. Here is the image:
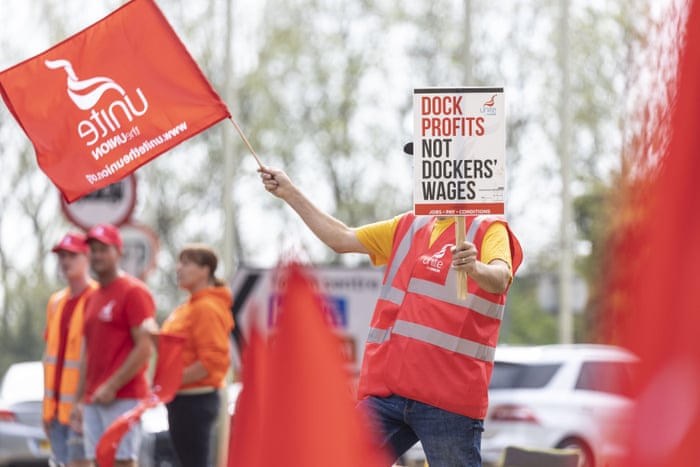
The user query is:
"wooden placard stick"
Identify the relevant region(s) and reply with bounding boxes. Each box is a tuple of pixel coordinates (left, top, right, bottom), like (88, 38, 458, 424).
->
(456, 216, 468, 300)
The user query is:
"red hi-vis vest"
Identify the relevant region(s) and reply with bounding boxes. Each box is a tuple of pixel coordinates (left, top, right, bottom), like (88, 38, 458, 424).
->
(43, 283, 96, 424)
(357, 214, 523, 419)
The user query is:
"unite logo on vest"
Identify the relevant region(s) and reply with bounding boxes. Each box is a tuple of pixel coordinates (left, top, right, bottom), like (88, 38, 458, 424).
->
(421, 243, 454, 273)
(45, 59, 148, 162)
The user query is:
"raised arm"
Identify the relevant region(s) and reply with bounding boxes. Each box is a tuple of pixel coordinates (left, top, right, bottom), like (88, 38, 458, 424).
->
(259, 165, 369, 255)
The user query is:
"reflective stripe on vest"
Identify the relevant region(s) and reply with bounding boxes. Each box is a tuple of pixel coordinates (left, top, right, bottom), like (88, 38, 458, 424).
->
(367, 326, 391, 345)
(378, 216, 432, 306)
(62, 359, 81, 369)
(393, 319, 496, 361)
(407, 276, 505, 320)
(369, 320, 497, 362)
(44, 355, 80, 367)
(43, 389, 75, 404)
(367, 313, 499, 361)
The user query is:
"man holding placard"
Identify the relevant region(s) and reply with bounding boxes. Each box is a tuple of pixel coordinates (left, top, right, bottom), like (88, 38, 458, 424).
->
(258, 87, 522, 467)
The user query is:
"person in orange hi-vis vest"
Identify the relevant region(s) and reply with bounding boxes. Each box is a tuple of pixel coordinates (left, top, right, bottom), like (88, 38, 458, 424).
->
(160, 244, 234, 467)
(259, 148, 523, 467)
(43, 232, 97, 467)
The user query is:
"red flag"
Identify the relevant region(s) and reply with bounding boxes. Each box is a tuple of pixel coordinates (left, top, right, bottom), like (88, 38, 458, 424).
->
(607, 1, 700, 465)
(228, 265, 391, 467)
(227, 321, 268, 466)
(96, 333, 185, 467)
(150, 333, 187, 404)
(0, 0, 230, 202)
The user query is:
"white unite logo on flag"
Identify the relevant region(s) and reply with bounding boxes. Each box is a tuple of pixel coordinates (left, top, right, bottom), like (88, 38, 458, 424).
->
(45, 59, 149, 160)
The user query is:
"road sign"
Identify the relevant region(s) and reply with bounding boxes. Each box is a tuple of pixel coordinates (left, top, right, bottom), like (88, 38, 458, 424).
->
(118, 222, 159, 280)
(61, 174, 137, 230)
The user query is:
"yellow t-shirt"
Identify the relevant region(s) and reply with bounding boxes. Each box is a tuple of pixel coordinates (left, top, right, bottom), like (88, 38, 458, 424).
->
(356, 214, 512, 271)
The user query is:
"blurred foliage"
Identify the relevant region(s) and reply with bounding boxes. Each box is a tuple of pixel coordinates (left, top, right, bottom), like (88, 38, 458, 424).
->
(0, 0, 675, 376)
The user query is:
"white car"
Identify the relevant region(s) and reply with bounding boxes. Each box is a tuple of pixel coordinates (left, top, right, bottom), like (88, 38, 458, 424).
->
(0, 360, 198, 467)
(482, 344, 638, 467)
(0, 361, 51, 467)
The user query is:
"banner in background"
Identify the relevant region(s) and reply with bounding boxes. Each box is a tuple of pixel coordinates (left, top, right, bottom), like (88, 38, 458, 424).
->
(228, 265, 391, 467)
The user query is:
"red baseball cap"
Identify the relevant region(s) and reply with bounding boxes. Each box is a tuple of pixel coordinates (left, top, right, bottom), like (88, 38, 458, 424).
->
(51, 232, 89, 254)
(86, 224, 123, 253)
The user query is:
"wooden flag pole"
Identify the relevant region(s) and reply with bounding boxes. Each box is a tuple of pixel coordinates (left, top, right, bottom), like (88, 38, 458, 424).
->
(229, 117, 263, 168)
(456, 216, 468, 300)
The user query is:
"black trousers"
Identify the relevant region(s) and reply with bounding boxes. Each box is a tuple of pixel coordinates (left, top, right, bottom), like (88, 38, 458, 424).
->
(166, 391, 221, 467)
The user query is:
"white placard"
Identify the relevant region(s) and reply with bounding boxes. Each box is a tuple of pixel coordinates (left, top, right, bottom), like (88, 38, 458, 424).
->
(413, 87, 506, 216)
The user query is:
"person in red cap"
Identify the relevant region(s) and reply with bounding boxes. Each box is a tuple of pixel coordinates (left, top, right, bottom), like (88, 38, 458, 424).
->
(70, 224, 158, 467)
(43, 232, 96, 467)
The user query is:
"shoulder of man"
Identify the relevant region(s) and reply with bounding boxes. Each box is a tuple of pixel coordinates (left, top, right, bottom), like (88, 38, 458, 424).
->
(46, 287, 69, 318)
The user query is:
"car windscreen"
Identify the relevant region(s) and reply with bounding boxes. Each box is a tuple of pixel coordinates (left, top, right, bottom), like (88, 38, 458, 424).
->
(0, 363, 44, 402)
(575, 361, 638, 398)
(489, 362, 561, 389)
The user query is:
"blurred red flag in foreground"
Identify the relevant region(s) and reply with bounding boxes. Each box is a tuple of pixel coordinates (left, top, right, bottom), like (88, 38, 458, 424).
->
(96, 333, 185, 467)
(228, 264, 390, 467)
(227, 315, 268, 466)
(605, 1, 700, 465)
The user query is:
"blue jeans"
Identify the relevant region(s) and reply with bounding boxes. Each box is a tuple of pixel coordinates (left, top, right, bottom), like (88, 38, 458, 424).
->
(46, 418, 85, 465)
(359, 395, 484, 467)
